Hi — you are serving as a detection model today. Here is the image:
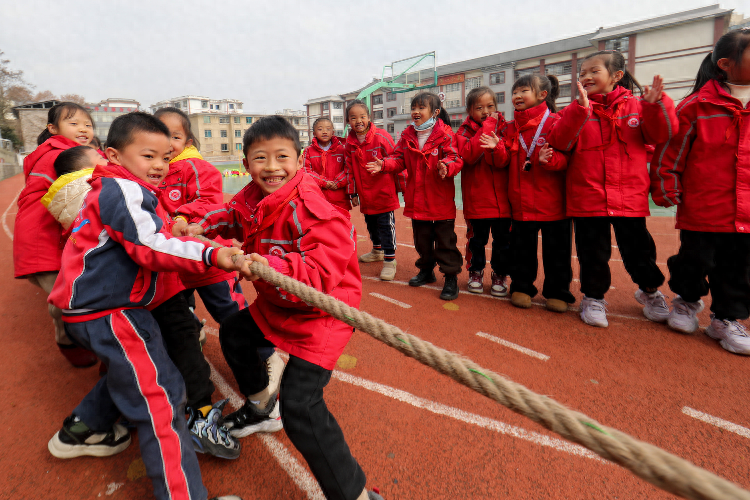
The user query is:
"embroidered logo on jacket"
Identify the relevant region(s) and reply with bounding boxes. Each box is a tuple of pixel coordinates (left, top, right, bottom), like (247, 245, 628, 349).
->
(269, 245, 286, 258)
(169, 189, 181, 201)
(627, 117, 640, 128)
(536, 137, 546, 146)
(337, 157, 342, 162)
(431, 150, 439, 156)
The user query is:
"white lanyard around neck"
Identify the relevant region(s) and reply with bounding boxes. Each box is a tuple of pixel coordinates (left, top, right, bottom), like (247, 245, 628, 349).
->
(518, 109, 550, 160)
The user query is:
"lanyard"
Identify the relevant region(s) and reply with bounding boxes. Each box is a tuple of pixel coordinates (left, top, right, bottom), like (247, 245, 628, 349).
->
(518, 109, 550, 160)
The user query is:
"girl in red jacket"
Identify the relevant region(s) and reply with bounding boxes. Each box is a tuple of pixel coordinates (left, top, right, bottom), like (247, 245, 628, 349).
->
(456, 87, 511, 297)
(652, 29, 750, 355)
(367, 92, 464, 300)
(488, 74, 574, 313)
(546, 51, 678, 328)
(344, 99, 401, 281)
(303, 117, 350, 217)
(13, 102, 98, 367)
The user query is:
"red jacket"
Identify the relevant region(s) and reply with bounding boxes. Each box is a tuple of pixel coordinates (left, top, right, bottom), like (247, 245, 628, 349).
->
(183, 171, 361, 370)
(303, 136, 351, 212)
(14, 136, 79, 278)
(161, 156, 235, 288)
(345, 124, 403, 215)
(456, 115, 512, 219)
(489, 102, 568, 221)
(546, 86, 678, 218)
(381, 121, 462, 221)
(651, 80, 750, 233)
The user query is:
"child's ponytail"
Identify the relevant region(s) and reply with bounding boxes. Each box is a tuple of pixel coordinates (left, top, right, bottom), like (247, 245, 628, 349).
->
(546, 75, 560, 113)
(690, 28, 750, 95)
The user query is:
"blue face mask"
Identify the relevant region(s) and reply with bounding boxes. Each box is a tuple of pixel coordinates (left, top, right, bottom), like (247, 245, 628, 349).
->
(413, 116, 436, 131)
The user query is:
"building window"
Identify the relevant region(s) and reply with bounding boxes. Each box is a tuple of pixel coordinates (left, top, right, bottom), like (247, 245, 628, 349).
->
(373, 110, 384, 120)
(219, 117, 229, 124)
(446, 99, 461, 109)
(515, 66, 540, 80)
(221, 144, 228, 152)
(174, 102, 181, 109)
(450, 119, 462, 129)
(322, 102, 329, 111)
(229, 104, 234, 109)
(490, 72, 505, 85)
(496, 92, 505, 104)
(604, 36, 630, 53)
(205, 130, 212, 138)
(235, 129, 242, 137)
(559, 84, 572, 98)
(372, 94, 383, 105)
(387, 123, 395, 133)
(300, 117, 307, 125)
(386, 107, 396, 118)
(201, 100, 208, 108)
(386, 92, 397, 102)
(234, 116, 240, 123)
(203, 116, 211, 124)
(220, 130, 228, 138)
(465, 77, 482, 91)
(333, 116, 344, 123)
(443, 83, 461, 93)
(546, 61, 572, 76)
(246, 117, 253, 124)
(333, 102, 343, 109)
(236, 143, 242, 150)
(182, 100, 188, 107)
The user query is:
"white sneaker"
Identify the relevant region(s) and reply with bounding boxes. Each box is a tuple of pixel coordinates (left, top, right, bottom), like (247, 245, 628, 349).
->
(634, 289, 670, 323)
(705, 315, 750, 355)
(667, 296, 704, 334)
(380, 260, 397, 281)
(359, 249, 385, 263)
(580, 296, 608, 327)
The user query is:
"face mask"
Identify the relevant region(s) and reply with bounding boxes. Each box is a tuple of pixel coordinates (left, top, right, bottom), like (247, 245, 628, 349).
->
(413, 116, 436, 131)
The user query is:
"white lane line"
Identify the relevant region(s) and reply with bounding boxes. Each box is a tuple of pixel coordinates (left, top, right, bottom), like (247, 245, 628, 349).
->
(369, 292, 411, 309)
(207, 360, 325, 499)
(476, 332, 550, 361)
(682, 407, 750, 439)
(2, 189, 20, 241)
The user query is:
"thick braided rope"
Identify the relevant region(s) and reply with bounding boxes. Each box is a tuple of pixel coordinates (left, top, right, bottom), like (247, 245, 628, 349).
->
(203, 238, 750, 499)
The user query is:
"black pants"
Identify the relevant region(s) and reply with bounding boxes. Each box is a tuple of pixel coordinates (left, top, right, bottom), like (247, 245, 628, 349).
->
(150, 292, 213, 410)
(364, 211, 396, 260)
(465, 218, 512, 276)
(574, 217, 665, 300)
(668, 230, 750, 321)
(412, 219, 463, 276)
(219, 309, 366, 500)
(509, 219, 575, 302)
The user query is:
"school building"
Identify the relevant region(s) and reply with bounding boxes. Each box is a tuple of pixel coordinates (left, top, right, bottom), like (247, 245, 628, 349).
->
(188, 111, 267, 162)
(304, 4, 743, 141)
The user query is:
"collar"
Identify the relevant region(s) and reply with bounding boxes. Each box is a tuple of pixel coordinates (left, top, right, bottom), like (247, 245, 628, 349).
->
(242, 168, 304, 214)
(514, 102, 549, 129)
(170, 145, 203, 164)
(589, 86, 629, 108)
(347, 124, 375, 147)
(90, 163, 161, 195)
(312, 136, 341, 152)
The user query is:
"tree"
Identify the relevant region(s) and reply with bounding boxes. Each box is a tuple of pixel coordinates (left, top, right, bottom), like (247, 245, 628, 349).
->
(32, 90, 56, 102)
(0, 50, 33, 149)
(6, 85, 33, 105)
(59, 93, 86, 105)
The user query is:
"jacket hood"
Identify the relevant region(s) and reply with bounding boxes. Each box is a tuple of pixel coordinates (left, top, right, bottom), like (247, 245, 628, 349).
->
(90, 163, 161, 195)
(24, 135, 80, 177)
(514, 101, 549, 128)
(311, 135, 342, 152)
(589, 85, 630, 108)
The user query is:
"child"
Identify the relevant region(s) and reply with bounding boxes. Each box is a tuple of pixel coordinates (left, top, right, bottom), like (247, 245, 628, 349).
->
(304, 117, 351, 217)
(651, 29, 750, 354)
(546, 51, 678, 328)
(13, 102, 98, 367)
(179, 116, 383, 500)
(367, 92, 464, 300)
(345, 99, 401, 281)
(456, 87, 512, 297)
(46, 112, 244, 500)
(487, 75, 574, 312)
(155, 108, 282, 393)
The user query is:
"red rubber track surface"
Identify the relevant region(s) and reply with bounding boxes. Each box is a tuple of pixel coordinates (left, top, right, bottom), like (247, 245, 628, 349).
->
(1, 172, 749, 500)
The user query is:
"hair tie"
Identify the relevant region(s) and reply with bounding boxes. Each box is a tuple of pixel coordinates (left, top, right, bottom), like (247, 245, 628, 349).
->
(710, 50, 717, 64)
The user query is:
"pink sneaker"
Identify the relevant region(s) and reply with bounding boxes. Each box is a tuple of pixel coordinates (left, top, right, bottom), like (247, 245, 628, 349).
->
(490, 272, 508, 297)
(467, 270, 483, 293)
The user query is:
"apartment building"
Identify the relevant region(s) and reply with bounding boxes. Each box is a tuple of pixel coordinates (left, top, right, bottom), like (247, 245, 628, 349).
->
(151, 96, 244, 115)
(276, 108, 310, 147)
(85, 98, 141, 143)
(190, 112, 267, 161)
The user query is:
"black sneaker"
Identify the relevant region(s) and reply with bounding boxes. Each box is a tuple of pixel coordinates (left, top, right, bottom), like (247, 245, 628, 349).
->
(48, 415, 131, 459)
(223, 393, 282, 438)
(439, 275, 459, 301)
(188, 400, 241, 459)
(409, 269, 437, 287)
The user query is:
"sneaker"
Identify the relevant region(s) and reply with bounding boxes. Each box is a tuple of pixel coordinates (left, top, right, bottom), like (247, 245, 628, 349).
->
(705, 315, 750, 355)
(224, 394, 283, 438)
(510, 292, 532, 309)
(546, 298, 568, 313)
(265, 352, 286, 397)
(440, 275, 459, 301)
(634, 290, 670, 323)
(48, 415, 131, 459)
(380, 260, 397, 281)
(188, 400, 241, 459)
(667, 296, 704, 334)
(409, 269, 436, 287)
(580, 296, 608, 327)
(490, 272, 508, 297)
(467, 270, 484, 293)
(359, 248, 385, 263)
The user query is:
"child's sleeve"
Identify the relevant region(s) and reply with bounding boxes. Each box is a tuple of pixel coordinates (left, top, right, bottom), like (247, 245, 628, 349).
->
(178, 159, 225, 213)
(381, 136, 407, 174)
(650, 100, 697, 207)
(545, 101, 591, 151)
(639, 93, 679, 145)
(459, 116, 499, 165)
(329, 147, 349, 189)
(538, 148, 569, 171)
(441, 132, 463, 178)
(177, 199, 245, 241)
(344, 147, 357, 196)
(303, 148, 328, 187)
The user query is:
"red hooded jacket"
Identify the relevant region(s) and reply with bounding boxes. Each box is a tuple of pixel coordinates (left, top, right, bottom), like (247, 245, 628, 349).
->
(181, 170, 361, 371)
(546, 86, 678, 218)
(489, 102, 568, 221)
(651, 80, 750, 233)
(345, 124, 404, 215)
(303, 136, 351, 212)
(381, 121, 462, 220)
(456, 114, 512, 220)
(14, 135, 79, 278)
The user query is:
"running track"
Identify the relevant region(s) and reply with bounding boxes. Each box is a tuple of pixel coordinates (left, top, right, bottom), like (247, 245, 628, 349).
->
(1, 172, 749, 499)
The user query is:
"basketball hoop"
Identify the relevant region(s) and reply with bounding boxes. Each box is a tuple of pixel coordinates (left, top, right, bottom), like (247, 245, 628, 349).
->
(438, 92, 446, 102)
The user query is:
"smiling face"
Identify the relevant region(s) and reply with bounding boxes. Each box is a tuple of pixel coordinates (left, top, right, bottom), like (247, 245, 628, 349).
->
(512, 85, 546, 111)
(106, 132, 171, 186)
(347, 104, 370, 135)
(579, 56, 622, 96)
(242, 136, 302, 196)
(411, 101, 437, 127)
(313, 120, 334, 145)
(469, 92, 497, 123)
(48, 109, 94, 146)
(158, 112, 193, 160)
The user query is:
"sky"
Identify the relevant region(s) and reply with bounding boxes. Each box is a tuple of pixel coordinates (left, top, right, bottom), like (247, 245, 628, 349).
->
(2, 0, 749, 113)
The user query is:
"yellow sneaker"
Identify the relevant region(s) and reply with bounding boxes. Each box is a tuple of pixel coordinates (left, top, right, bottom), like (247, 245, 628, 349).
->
(380, 260, 397, 281)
